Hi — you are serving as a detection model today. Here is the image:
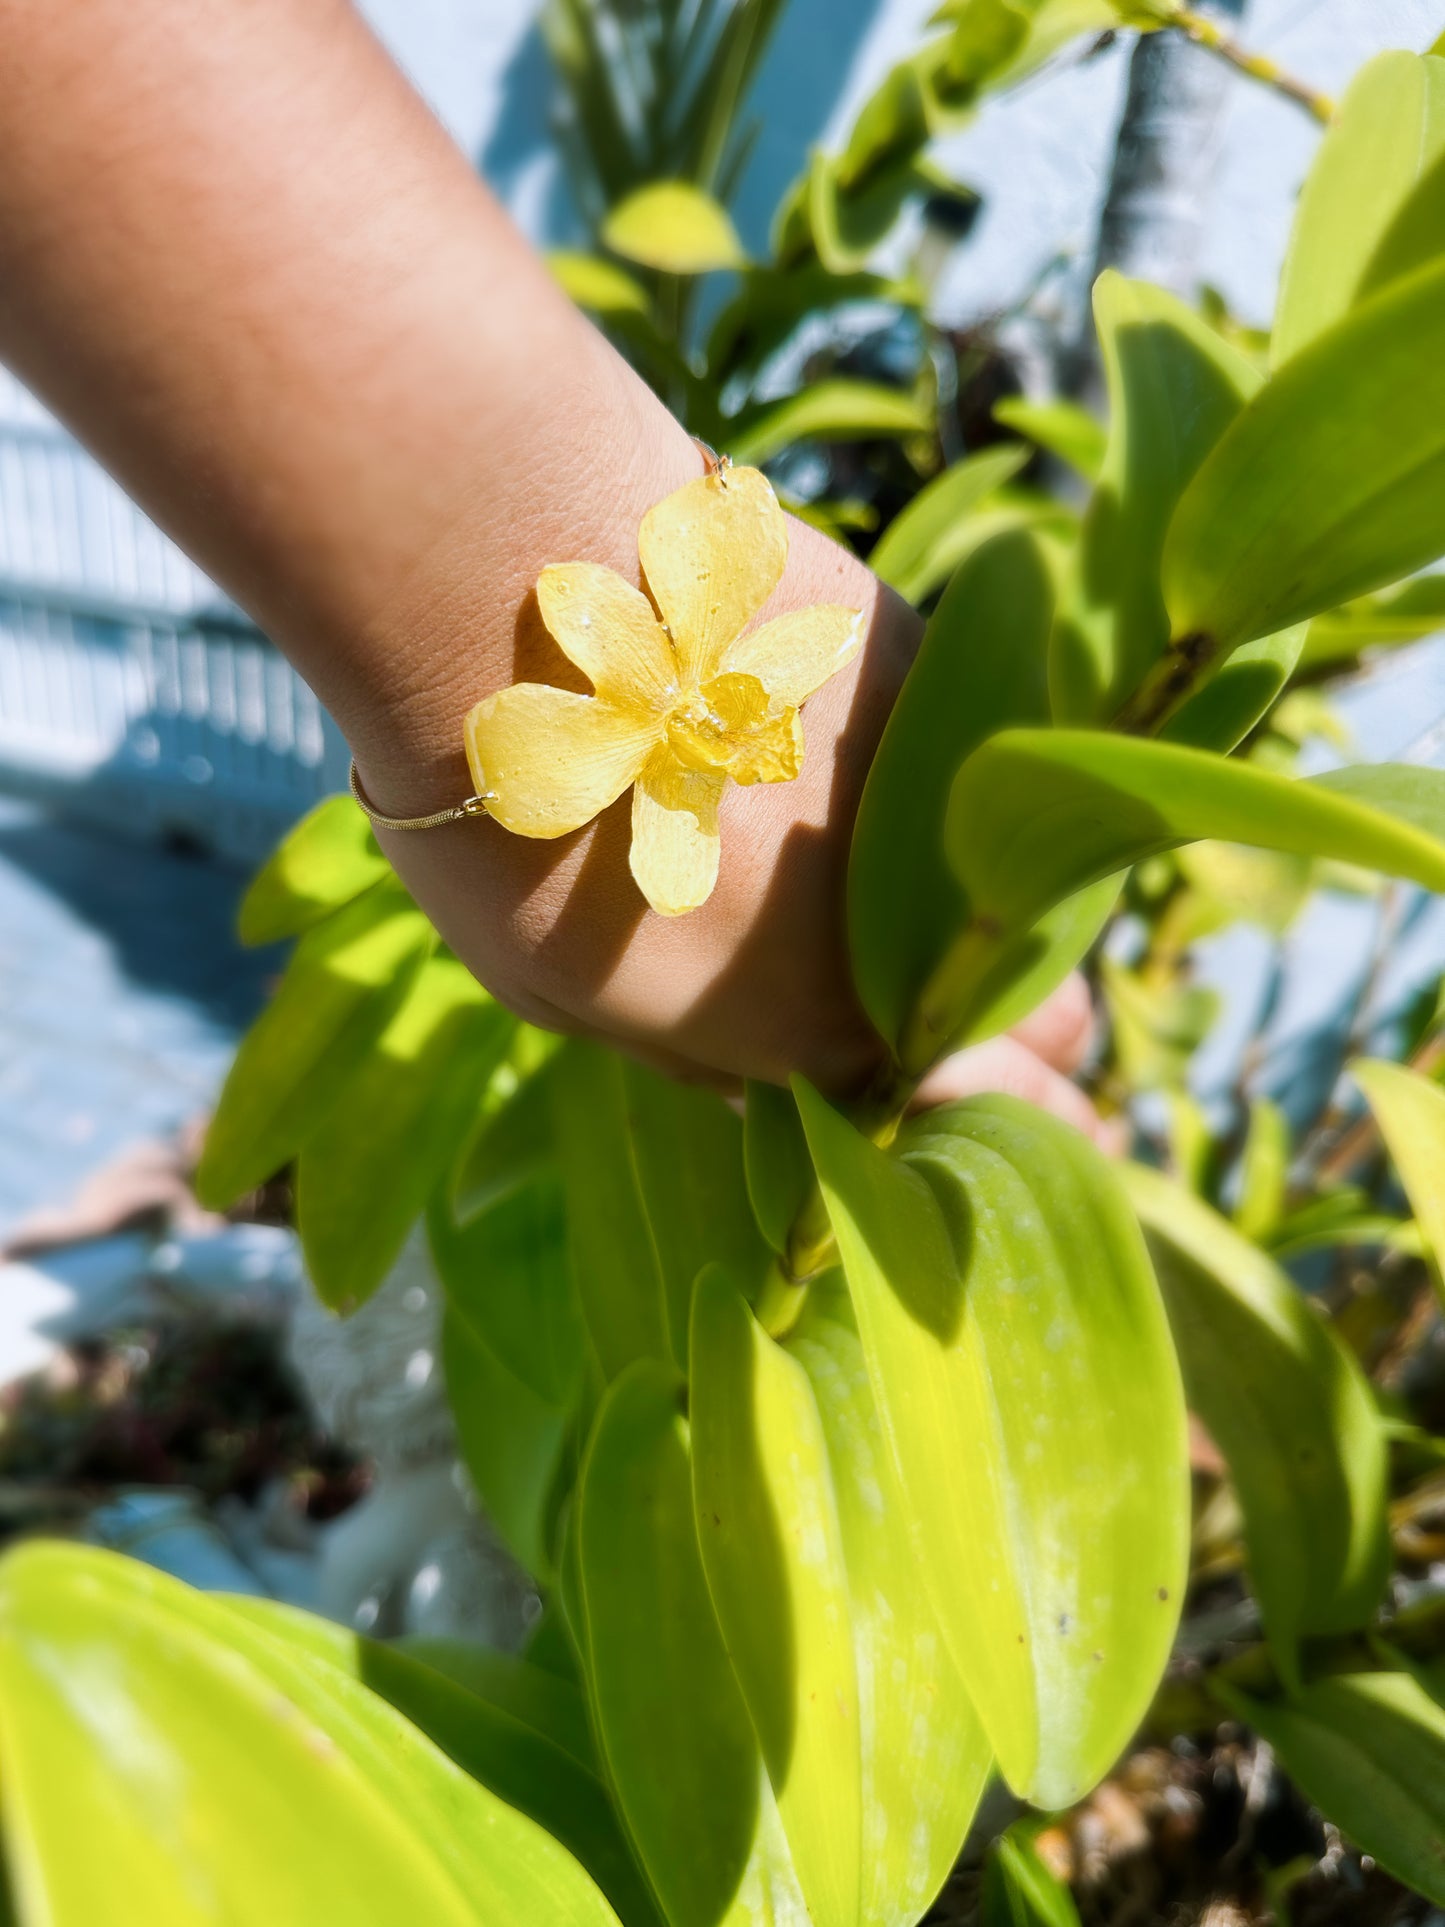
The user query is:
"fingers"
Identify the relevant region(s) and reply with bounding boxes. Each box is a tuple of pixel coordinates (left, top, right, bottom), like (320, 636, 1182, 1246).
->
(912, 1036, 1127, 1156)
(1007, 972, 1095, 1075)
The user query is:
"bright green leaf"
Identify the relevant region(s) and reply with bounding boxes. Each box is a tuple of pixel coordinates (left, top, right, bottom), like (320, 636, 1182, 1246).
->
(691, 1269, 863, 1926)
(1220, 1671, 1445, 1905)
(981, 1829, 1082, 1927)
(1301, 575, 1445, 671)
(1054, 273, 1261, 723)
(1234, 1096, 1290, 1243)
(602, 181, 746, 274)
(296, 958, 513, 1311)
(429, 1174, 583, 1407)
(547, 250, 652, 317)
(551, 1044, 670, 1381)
(1353, 1059, 1445, 1307)
(622, 1064, 770, 1362)
(922, 732, 1445, 1058)
(196, 886, 433, 1208)
(849, 526, 1054, 1053)
(993, 395, 1106, 481)
(869, 444, 1030, 604)
(222, 1598, 660, 1927)
(797, 1084, 1189, 1809)
(1274, 53, 1445, 367)
(395, 1639, 595, 1771)
(1164, 256, 1445, 650)
(1125, 1167, 1390, 1674)
(786, 1281, 991, 1923)
(0, 1543, 620, 1927)
(726, 380, 932, 465)
(452, 1034, 562, 1219)
(577, 1362, 806, 1927)
(237, 795, 389, 947)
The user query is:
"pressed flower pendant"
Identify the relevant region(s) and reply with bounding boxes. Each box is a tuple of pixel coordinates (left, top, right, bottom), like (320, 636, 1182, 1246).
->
(463, 461, 863, 916)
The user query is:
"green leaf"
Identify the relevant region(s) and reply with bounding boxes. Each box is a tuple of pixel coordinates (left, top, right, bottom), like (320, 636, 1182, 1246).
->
(1301, 574, 1445, 672)
(395, 1639, 595, 1770)
(706, 265, 917, 389)
(1220, 1671, 1445, 1905)
(442, 1297, 576, 1580)
(690, 1270, 863, 1926)
(1164, 256, 1445, 651)
(237, 794, 390, 947)
(1353, 1058, 1445, 1307)
(196, 886, 434, 1208)
(1100, 957, 1218, 1091)
(547, 250, 652, 317)
(993, 395, 1106, 481)
(981, 1830, 1082, 1927)
(577, 1362, 806, 1927)
(1233, 1096, 1290, 1242)
(222, 1598, 661, 1927)
(1054, 273, 1261, 723)
(0, 1543, 620, 1926)
(922, 731, 1445, 1058)
(296, 957, 513, 1311)
(869, 443, 1031, 604)
(601, 181, 746, 274)
(786, 1281, 991, 1922)
(1124, 1168, 1389, 1676)
(621, 1064, 770, 1362)
(726, 380, 932, 465)
(429, 1174, 583, 1407)
(743, 1080, 813, 1256)
(849, 526, 1054, 1053)
(551, 1043, 671, 1381)
(1274, 52, 1445, 367)
(453, 1037, 562, 1219)
(797, 1084, 1189, 1808)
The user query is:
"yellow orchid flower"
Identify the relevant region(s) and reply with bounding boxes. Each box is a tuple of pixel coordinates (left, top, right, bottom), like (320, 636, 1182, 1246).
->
(464, 463, 863, 916)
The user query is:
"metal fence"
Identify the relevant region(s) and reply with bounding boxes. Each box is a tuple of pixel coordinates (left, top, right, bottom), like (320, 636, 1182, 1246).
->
(0, 369, 348, 865)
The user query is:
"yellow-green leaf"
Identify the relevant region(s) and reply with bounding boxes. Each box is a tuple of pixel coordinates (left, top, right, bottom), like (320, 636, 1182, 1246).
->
(981, 1829, 1082, 1927)
(726, 380, 932, 466)
(1164, 257, 1445, 650)
(1354, 1058, 1445, 1307)
(869, 443, 1031, 604)
(1054, 273, 1261, 722)
(993, 394, 1106, 481)
(548, 250, 652, 317)
(577, 1362, 806, 1927)
(743, 1081, 814, 1256)
(691, 1268, 863, 1926)
(196, 885, 434, 1208)
(786, 1280, 991, 1923)
(296, 957, 513, 1311)
(237, 794, 389, 947)
(1219, 1671, 1445, 1905)
(0, 1543, 620, 1927)
(602, 182, 746, 275)
(1124, 1167, 1389, 1676)
(797, 1084, 1188, 1809)
(222, 1598, 661, 1927)
(1274, 52, 1445, 367)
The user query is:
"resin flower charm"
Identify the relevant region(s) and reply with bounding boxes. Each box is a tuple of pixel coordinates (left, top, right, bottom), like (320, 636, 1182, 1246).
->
(464, 463, 863, 915)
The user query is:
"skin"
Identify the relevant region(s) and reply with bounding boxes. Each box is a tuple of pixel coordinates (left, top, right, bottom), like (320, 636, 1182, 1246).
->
(0, 0, 1107, 1129)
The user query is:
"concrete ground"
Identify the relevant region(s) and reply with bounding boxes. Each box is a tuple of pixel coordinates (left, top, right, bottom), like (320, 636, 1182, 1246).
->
(0, 795, 276, 1234)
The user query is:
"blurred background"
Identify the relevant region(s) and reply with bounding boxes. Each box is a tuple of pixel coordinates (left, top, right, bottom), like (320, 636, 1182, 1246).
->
(2, 0, 1444, 1725)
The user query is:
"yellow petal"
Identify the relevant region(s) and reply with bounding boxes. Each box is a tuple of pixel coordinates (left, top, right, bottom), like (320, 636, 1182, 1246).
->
(720, 603, 864, 706)
(726, 704, 804, 786)
(465, 684, 658, 838)
(536, 563, 678, 708)
(638, 464, 788, 686)
(630, 751, 727, 916)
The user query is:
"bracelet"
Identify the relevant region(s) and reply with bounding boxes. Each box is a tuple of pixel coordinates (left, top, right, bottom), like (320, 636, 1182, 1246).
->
(348, 760, 491, 831)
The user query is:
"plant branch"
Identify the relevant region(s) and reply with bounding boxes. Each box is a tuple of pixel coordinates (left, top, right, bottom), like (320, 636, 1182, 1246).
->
(1165, 9, 1335, 125)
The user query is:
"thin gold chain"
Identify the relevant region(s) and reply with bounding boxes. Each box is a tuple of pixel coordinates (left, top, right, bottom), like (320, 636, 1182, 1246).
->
(349, 761, 491, 831)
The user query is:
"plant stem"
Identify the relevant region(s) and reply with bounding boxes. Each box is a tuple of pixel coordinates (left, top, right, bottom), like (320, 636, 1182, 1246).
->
(1167, 9, 1335, 125)
(1112, 629, 1222, 734)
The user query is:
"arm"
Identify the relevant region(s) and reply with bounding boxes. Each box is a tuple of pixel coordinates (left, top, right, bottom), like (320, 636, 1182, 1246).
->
(0, 0, 917, 1089)
(0, 0, 1105, 1124)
